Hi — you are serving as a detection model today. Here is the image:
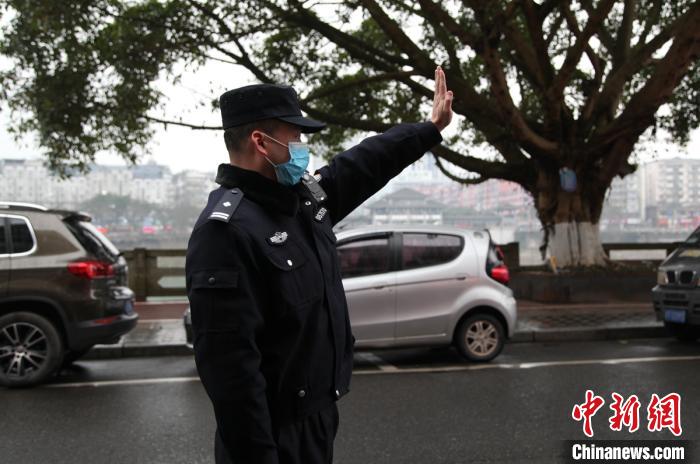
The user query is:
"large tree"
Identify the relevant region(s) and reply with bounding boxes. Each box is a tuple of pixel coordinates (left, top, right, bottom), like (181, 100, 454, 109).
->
(1, 0, 699, 266)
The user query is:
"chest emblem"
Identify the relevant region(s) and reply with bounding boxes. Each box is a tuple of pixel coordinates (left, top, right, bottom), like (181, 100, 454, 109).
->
(267, 231, 288, 245)
(314, 207, 327, 222)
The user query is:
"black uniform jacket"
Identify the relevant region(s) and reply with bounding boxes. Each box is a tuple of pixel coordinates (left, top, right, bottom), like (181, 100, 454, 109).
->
(185, 122, 442, 464)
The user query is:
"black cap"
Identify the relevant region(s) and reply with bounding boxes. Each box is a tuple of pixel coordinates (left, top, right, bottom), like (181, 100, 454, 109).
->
(219, 84, 326, 133)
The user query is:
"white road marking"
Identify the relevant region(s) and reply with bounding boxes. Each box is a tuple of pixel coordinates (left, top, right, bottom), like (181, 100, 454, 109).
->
(45, 376, 201, 388)
(356, 352, 399, 371)
(42, 355, 700, 388)
(354, 355, 700, 375)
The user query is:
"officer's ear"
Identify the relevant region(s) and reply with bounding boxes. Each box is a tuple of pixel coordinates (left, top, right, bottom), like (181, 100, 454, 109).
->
(250, 130, 270, 157)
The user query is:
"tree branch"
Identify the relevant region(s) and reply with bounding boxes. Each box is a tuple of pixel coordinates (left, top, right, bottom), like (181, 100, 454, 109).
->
(431, 144, 526, 183)
(358, 0, 435, 72)
(276, 0, 411, 71)
(612, 0, 636, 71)
(578, 0, 616, 52)
(589, 7, 700, 167)
(305, 71, 418, 102)
(522, 0, 555, 85)
(145, 115, 219, 130)
(417, 0, 479, 49)
(549, 0, 616, 101)
(480, 35, 560, 156)
(432, 153, 489, 185)
(588, 2, 699, 131)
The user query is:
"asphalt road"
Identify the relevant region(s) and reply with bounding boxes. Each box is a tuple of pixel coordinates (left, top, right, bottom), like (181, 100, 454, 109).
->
(2, 338, 699, 464)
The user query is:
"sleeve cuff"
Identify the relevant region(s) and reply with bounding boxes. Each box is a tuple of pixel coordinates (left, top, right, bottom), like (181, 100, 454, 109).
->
(419, 121, 443, 151)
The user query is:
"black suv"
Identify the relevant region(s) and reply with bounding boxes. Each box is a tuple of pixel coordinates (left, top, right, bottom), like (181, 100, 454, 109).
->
(653, 226, 700, 341)
(0, 202, 138, 387)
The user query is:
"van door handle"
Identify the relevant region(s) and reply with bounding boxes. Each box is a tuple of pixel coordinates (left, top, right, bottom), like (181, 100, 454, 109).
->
(373, 282, 389, 289)
(455, 274, 467, 280)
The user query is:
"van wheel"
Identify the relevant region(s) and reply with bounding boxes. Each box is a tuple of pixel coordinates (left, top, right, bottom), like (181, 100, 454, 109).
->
(664, 322, 700, 342)
(455, 313, 505, 362)
(0, 312, 64, 388)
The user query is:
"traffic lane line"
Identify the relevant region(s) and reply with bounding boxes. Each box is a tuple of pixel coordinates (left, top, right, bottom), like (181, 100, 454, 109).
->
(41, 354, 700, 388)
(355, 352, 399, 371)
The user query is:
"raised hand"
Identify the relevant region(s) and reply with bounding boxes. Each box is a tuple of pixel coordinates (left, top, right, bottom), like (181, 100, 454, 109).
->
(431, 66, 453, 132)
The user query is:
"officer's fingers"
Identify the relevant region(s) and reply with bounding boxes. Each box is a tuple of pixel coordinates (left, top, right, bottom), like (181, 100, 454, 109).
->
(435, 66, 445, 98)
(444, 90, 453, 112)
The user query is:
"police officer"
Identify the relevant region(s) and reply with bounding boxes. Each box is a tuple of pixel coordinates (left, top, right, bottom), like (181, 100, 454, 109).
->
(186, 66, 453, 464)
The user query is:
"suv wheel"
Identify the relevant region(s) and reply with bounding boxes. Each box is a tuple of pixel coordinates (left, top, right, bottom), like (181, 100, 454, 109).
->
(664, 321, 700, 342)
(0, 312, 64, 388)
(61, 346, 94, 367)
(455, 313, 505, 362)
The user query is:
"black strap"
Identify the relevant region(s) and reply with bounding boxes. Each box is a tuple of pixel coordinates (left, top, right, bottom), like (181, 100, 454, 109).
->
(302, 172, 327, 203)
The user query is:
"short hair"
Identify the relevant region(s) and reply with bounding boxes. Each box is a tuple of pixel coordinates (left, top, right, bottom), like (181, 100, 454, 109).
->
(224, 119, 282, 154)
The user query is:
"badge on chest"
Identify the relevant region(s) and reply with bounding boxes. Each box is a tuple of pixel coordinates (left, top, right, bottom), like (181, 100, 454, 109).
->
(267, 231, 289, 245)
(314, 207, 327, 222)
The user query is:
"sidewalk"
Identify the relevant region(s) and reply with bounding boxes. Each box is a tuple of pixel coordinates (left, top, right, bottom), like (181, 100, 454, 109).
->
(84, 300, 666, 360)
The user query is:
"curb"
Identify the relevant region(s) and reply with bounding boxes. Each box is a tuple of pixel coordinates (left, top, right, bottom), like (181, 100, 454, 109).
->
(509, 325, 667, 343)
(82, 326, 670, 360)
(83, 343, 193, 360)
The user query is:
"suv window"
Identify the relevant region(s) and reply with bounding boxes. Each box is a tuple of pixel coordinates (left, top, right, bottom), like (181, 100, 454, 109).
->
(9, 217, 34, 254)
(401, 233, 462, 270)
(337, 236, 391, 278)
(64, 220, 120, 261)
(0, 219, 7, 254)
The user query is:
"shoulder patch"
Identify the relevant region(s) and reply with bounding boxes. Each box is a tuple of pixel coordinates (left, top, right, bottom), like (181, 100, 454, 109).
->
(302, 172, 327, 203)
(208, 188, 244, 223)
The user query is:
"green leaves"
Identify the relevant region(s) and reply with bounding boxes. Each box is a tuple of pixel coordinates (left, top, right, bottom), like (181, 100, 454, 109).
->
(0, 0, 698, 184)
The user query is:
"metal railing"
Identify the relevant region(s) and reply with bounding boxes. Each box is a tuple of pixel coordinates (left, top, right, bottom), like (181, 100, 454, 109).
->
(124, 242, 681, 301)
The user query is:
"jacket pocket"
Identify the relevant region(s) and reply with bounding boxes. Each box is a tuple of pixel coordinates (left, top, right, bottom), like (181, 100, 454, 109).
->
(263, 241, 321, 308)
(188, 269, 242, 333)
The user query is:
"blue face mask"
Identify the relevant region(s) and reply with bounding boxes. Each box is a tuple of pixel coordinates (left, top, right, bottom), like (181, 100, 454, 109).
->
(262, 134, 310, 186)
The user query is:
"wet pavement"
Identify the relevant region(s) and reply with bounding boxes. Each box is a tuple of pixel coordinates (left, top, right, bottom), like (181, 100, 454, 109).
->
(5, 338, 699, 464)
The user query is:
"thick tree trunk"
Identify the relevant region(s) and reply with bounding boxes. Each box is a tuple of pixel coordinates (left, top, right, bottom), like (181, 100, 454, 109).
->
(534, 174, 610, 268)
(548, 221, 607, 267)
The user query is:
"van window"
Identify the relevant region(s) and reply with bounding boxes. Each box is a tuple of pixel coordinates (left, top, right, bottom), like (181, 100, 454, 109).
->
(401, 233, 462, 270)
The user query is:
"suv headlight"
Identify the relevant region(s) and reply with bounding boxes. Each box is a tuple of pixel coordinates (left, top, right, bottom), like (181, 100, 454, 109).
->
(657, 270, 667, 285)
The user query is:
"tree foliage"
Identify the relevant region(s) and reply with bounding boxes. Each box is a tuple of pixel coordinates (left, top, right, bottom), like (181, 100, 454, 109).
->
(1, 1, 699, 234)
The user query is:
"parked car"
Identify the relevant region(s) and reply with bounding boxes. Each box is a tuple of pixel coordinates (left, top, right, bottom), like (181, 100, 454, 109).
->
(652, 227, 700, 341)
(184, 225, 516, 362)
(0, 202, 138, 387)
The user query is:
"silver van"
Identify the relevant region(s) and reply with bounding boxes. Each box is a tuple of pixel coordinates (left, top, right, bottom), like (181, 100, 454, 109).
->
(336, 225, 516, 362)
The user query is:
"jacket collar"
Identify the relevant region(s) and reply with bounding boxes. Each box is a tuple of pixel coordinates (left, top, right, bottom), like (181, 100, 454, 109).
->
(215, 163, 300, 216)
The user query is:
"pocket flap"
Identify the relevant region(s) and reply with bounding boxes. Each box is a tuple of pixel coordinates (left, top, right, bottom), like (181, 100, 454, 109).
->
(190, 269, 239, 289)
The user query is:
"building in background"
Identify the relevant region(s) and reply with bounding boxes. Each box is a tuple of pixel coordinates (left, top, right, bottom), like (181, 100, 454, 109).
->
(0, 158, 217, 210)
(367, 188, 445, 224)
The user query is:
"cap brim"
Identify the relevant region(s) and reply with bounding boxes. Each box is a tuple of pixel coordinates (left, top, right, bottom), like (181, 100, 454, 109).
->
(277, 115, 326, 133)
